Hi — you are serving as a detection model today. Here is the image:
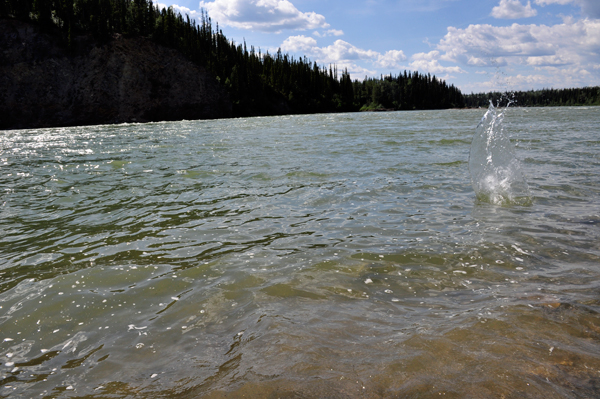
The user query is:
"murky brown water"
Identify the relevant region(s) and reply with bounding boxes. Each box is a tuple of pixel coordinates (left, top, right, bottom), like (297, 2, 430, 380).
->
(1, 108, 599, 398)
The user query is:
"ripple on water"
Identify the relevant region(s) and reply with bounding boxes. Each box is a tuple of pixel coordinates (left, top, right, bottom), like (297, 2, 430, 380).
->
(1, 108, 600, 397)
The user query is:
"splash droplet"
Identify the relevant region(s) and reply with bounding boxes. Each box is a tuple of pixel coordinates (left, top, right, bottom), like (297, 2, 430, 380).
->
(469, 102, 531, 205)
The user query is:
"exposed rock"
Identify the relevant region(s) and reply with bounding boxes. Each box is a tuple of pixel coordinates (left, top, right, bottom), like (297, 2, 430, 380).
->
(0, 18, 232, 130)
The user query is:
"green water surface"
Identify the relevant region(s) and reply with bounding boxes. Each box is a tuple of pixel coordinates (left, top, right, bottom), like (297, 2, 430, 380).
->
(1, 108, 599, 398)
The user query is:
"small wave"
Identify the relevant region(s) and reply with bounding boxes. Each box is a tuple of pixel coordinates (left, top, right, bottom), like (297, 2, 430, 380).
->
(433, 160, 466, 167)
(429, 138, 471, 146)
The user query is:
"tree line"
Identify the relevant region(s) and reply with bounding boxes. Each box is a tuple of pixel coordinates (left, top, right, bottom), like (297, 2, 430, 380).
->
(464, 87, 600, 108)
(354, 72, 464, 110)
(1, 0, 464, 116)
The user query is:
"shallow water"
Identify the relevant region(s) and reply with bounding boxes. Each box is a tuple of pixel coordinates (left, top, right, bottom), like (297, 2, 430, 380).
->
(1, 107, 599, 398)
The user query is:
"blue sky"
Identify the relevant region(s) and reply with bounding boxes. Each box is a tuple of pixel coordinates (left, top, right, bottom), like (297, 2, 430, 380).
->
(159, 0, 600, 93)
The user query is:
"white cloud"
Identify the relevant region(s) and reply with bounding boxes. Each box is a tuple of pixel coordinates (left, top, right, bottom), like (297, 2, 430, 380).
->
(409, 59, 465, 74)
(526, 54, 569, 66)
(337, 64, 377, 78)
(437, 18, 600, 90)
(459, 70, 578, 92)
(534, 0, 573, 4)
(499, 70, 587, 90)
(534, 0, 600, 18)
(313, 29, 344, 37)
(157, 3, 203, 21)
(198, 0, 330, 33)
(280, 35, 317, 52)
(412, 50, 440, 61)
(491, 0, 538, 19)
(312, 39, 381, 64)
(409, 51, 466, 74)
(279, 36, 406, 78)
(376, 50, 408, 69)
(438, 19, 600, 65)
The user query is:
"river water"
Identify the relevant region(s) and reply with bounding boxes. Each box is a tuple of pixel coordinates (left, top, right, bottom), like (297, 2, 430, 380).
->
(1, 107, 599, 398)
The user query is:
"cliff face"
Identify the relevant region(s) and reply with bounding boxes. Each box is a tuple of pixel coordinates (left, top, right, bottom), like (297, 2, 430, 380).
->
(0, 18, 232, 130)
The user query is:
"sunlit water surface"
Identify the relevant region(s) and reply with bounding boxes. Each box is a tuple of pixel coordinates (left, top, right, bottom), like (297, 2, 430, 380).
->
(1, 108, 599, 398)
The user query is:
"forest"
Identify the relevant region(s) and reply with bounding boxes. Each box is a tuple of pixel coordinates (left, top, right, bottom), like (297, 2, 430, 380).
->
(354, 73, 464, 111)
(464, 86, 600, 108)
(0, 0, 464, 116)
(3, 0, 597, 117)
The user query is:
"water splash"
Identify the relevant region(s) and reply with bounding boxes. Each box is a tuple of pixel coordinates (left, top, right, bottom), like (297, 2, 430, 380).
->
(469, 101, 531, 205)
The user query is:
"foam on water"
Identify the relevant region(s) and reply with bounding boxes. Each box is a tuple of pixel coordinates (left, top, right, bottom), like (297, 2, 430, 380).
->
(469, 101, 531, 205)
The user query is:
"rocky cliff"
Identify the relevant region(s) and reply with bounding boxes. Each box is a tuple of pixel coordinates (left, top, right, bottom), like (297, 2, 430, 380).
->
(0, 18, 232, 130)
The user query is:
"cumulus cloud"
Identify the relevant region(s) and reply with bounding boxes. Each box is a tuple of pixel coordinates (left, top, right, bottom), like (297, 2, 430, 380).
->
(198, 0, 329, 33)
(409, 51, 466, 74)
(280, 35, 318, 52)
(437, 18, 600, 89)
(464, 73, 550, 92)
(525, 54, 569, 66)
(438, 19, 600, 66)
(476, 68, 590, 91)
(279, 35, 406, 77)
(409, 59, 465, 74)
(534, 0, 600, 18)
(412, 50, 441, 61)
(491, 0, 538, 19)
(281, 37, 379, 63)
(376, 50, 408, 68)
(313, 29, 344, 37)
(534, 0, 573, 4)
(157, 3, 203, 21)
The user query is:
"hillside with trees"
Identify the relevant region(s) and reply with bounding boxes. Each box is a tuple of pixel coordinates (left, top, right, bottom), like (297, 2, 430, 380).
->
(1, 0, 463, 127)
(1, 16, 235, 129)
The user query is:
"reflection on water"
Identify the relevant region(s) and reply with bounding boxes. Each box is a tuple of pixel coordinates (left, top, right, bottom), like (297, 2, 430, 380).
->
(1, 108, 600, 398)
